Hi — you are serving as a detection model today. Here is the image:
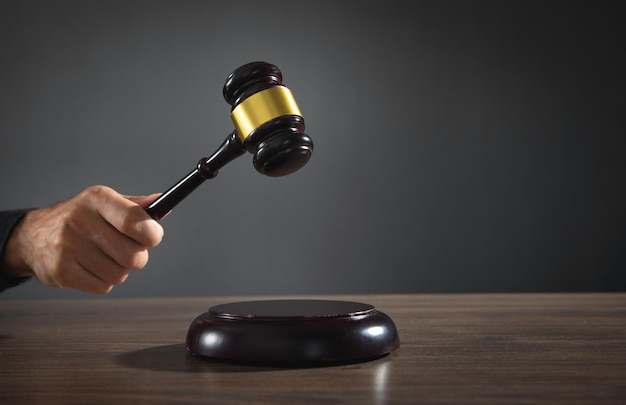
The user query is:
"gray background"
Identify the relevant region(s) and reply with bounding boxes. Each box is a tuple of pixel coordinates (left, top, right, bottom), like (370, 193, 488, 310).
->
(1, 0, 624, 300)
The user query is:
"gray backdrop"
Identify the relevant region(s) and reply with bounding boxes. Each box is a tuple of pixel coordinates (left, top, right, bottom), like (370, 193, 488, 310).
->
(1, 0, 624, 300)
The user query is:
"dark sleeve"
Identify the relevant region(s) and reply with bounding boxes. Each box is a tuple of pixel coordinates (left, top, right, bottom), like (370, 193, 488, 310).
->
(0, 209, 33, 292)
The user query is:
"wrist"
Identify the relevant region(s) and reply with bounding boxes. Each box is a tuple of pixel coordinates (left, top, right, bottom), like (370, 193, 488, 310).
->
(1, 209, 36, 278)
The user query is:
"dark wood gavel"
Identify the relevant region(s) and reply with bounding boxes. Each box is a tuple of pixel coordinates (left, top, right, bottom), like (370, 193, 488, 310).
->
(144, 62, 314, 220)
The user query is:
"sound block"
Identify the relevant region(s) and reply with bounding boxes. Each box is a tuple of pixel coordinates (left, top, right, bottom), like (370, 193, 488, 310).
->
(185, 299, 400, 365)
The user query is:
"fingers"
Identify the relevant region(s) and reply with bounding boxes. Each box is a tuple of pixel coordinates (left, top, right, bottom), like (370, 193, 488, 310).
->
(73, 233, 133, 285)
(25, 229, 130, 295)
(89, 218, 150, 270)
(84, 186, 164, 248)
(43, 259, 126, 294)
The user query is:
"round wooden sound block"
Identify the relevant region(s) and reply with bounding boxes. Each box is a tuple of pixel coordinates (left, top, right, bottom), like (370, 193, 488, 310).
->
(185, 299, 400, 364)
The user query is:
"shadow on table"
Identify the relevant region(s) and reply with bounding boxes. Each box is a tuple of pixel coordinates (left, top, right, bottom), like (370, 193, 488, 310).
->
(115, 344, 273, 373)
(116, 343, 387, 373)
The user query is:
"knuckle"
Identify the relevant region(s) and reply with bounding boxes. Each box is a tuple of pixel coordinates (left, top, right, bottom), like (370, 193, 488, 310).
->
(110, 271, 129, 286)
(92, 284, 114, 295)
(117, 210, 136, 235)
(145, 227, 164, 248)
(81, 185, 111, 201)
(121, 249, 149, 270)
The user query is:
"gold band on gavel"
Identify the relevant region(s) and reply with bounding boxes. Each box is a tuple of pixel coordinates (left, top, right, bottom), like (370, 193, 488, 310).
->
(230, 86, 302, 143)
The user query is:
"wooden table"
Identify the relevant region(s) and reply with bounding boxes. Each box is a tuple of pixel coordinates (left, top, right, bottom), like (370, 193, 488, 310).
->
(1, 294, 625, 404)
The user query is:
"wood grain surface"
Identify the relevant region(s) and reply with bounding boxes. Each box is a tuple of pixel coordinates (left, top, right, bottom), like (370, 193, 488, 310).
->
(1, 294, 625, 404)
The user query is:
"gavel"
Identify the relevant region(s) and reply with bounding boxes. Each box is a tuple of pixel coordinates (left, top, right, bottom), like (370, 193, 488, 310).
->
(145, 62, 314, 220)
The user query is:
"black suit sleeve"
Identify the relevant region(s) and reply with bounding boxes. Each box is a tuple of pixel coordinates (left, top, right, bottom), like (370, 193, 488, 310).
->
(0, 209, 32, 292)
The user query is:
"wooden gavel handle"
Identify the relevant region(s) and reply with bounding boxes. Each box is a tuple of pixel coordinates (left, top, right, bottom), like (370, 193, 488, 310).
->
(144, 131, 245, 220)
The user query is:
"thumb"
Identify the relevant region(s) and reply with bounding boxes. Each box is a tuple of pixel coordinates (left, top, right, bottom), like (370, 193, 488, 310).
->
(125, 193, 162, 209)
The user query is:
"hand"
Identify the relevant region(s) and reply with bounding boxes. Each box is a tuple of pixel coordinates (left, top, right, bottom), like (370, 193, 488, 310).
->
(3, 186, 164, 294)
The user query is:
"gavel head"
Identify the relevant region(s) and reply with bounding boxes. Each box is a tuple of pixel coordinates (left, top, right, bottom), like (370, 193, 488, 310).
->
(223, 62, 314, 177)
